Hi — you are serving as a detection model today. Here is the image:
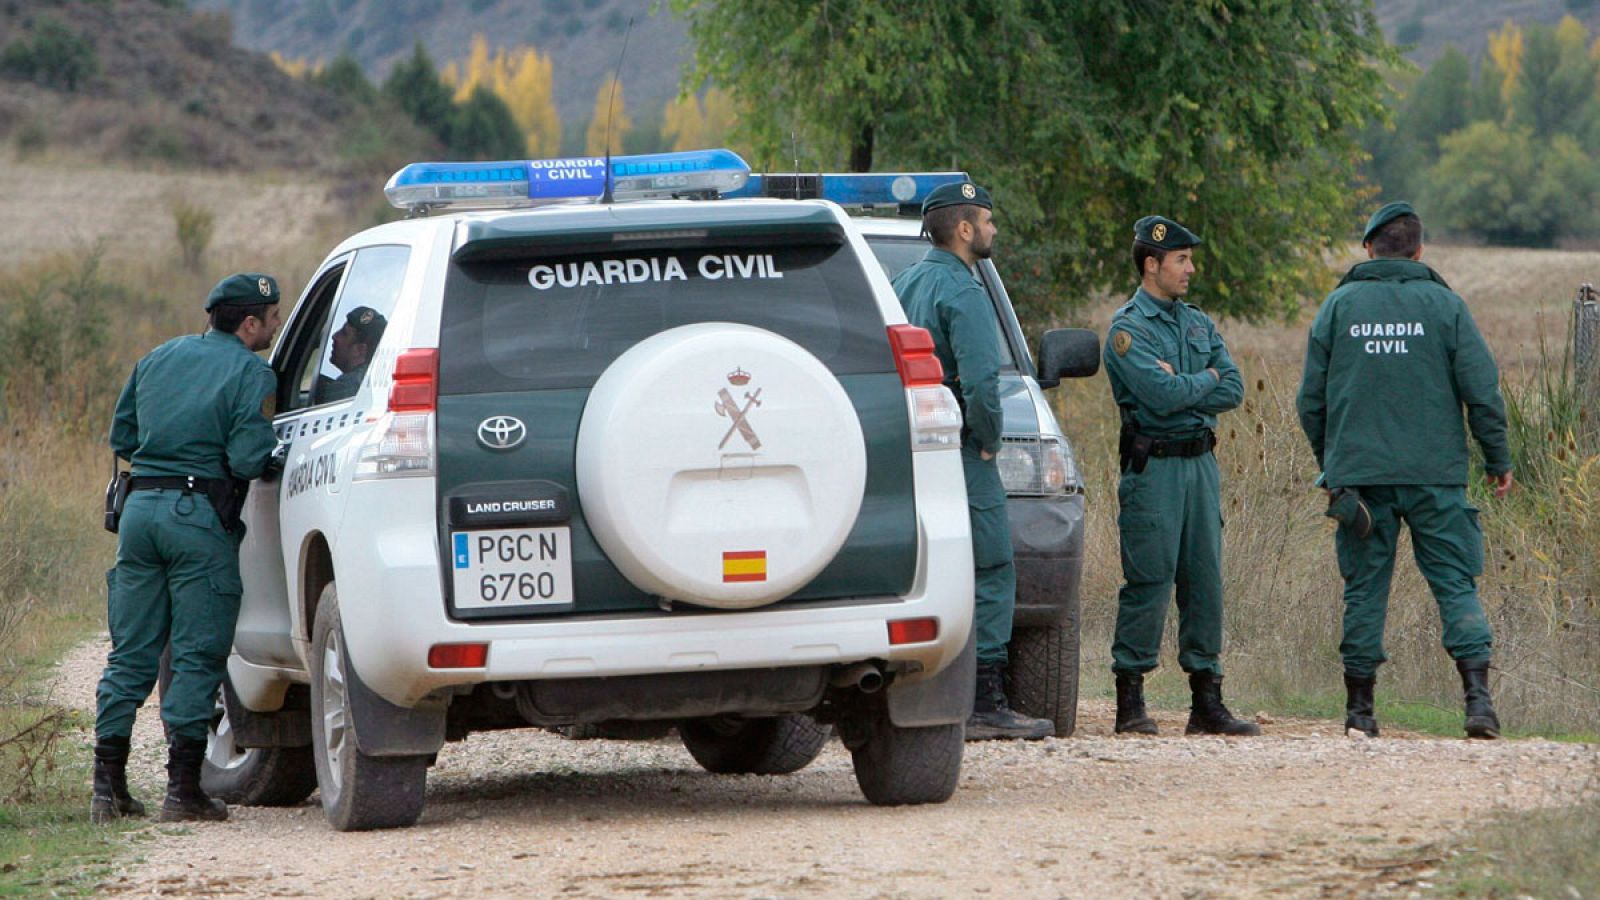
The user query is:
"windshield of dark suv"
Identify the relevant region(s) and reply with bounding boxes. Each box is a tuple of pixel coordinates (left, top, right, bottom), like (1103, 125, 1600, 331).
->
(440, 243, 894, 393)
(863, 235, 1017, 370)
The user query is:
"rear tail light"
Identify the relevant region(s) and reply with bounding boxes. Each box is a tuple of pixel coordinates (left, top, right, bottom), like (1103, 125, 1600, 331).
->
(389, 349, 439, 413)
(886, 324, 943, 387)
(888, 325, 961, 451)
(356, 349, 439, 480)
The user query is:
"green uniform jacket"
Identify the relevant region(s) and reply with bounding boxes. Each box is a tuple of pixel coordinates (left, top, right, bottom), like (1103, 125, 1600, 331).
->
(891, 248, 1005, 464)
(1103, 288, 1243, 435)
(1296, 259, 1511, 487)
(110, 329, 278, 480)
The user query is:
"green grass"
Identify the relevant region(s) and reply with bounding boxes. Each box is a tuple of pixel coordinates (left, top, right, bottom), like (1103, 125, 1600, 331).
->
(0, 803, 145, 897)
(1432, 794, 1600, 898)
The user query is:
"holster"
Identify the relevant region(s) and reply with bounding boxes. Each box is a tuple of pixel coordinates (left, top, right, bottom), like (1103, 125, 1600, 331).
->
(1118, 426, 1153, 475)
(103, 468, 131, 534)
(207, 477, 250, 535)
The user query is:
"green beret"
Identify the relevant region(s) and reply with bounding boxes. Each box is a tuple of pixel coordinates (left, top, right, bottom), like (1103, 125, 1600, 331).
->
(343, 305, 388, 345)
(1361, 201, 1417, 243)
(205, 273, 281, 311)
(1133, 215, 1201, 249)
(922, 180, 992, 216)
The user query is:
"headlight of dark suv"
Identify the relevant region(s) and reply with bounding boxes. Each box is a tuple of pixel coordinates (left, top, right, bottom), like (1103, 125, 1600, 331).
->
(996, 434, 1081, 496)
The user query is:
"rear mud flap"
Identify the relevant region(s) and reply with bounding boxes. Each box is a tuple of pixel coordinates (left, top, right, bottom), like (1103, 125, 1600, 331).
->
(346, 651, 447, 757)
(887, 625, 975, 728)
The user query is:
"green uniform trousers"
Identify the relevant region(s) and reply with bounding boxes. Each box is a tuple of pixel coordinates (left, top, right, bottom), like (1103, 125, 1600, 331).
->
(1335, 484, 1492, 677)
(95, 489, 244, 743)
(1112, 453, 1224, 676)
(963, 447, 1015, 667)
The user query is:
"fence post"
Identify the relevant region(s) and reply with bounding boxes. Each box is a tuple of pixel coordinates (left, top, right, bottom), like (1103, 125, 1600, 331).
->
(1578, 283, 1598, 448)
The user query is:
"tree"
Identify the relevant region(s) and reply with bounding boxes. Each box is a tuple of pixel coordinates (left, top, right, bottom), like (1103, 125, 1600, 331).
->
(672, 1, 1401, 321)
(1403, 46, 1472, 154)
(448, 85, 525, 160)
(1487, 20, 1525, 111)
(1509, 19, 1597, 139)
(500, 48, 561, 156)
(315, 53, 378, 107)
(383, 41, 454, 145)
(1423, 120, 1599, 245)
(585, 75, 632, 156)
(661, 94, 705, 152)
(1, 17, 99, 92)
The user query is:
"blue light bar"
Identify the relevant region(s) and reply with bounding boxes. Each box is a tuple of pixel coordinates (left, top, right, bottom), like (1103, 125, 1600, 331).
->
(384, 149, 752, 212)
(722, 172, 970, 209)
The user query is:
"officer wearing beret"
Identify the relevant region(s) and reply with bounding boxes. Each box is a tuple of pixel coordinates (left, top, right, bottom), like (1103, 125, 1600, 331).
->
(891, 181, 1052, 740)
(1104, 216, 1259, 737)
(1296, 202, 1513, 739)
(316, 305, 388, 403)
(92, 273, 282, 823)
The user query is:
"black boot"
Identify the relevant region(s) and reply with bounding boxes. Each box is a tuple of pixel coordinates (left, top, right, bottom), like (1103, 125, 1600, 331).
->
(89, 735, 146, 824)
(1114, 672, 1158, 735)
(1184, 671, 1261, 736)
(1457, 658, 1501, 739)
(1343, 673, 1379, 737)
(159, 737, 228, 822)
(966, 664, 1054, 741)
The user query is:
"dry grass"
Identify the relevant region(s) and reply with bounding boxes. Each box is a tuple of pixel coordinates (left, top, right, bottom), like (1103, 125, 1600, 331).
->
(1058, 244, 1600, 735)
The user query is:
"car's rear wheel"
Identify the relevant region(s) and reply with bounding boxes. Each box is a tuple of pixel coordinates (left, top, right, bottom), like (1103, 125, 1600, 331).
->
(201, 682, 317, 807)
(1007, 614, 1080, 738)
(310, 584, 428, 831)
(848, 713, 962, 806)
(679, 714, 831, 775)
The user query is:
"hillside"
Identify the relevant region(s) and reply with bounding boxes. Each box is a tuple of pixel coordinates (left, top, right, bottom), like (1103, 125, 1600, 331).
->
(1374, 0, 1600, 66)
(190, 0, 690, 144)
(0, 0, 357, 171)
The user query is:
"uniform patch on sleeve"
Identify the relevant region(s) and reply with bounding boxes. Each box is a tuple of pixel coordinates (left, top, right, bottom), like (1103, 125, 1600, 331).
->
(261, 394, 276, 418)
(1112, 330, 1133, 356)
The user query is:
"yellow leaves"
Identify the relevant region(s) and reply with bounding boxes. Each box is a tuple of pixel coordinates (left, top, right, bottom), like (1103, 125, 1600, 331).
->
(270, 51, 321, 80)
(1487, 19, 1523, 109)
(440, 36, 562, 158)
(662, 87, 741, 153)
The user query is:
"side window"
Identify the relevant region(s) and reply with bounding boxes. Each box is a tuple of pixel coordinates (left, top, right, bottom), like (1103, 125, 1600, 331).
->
(310, 245, 410, 406)
(273, 261, 349, 415)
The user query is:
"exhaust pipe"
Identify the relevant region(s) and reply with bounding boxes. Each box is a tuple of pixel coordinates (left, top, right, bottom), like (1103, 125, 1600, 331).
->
(830, 662, 884, 694)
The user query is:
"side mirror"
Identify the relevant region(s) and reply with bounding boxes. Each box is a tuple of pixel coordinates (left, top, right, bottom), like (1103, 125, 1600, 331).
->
(1036, 328, 1100, 389)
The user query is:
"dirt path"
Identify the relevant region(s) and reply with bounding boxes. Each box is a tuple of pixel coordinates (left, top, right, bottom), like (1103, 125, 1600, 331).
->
(55, 638, 1595, 898)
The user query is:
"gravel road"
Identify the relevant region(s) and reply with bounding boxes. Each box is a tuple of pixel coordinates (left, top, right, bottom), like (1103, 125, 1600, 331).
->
(55, 637, 1596, 898)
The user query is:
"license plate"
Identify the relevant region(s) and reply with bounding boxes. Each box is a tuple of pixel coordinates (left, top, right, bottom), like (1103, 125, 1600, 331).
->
(451, 527, 573, 609)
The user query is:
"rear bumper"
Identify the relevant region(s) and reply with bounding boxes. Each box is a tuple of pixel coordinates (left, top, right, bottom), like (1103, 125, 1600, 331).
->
(1009, 492, 1085, 627)
(332, 453, 974, 708)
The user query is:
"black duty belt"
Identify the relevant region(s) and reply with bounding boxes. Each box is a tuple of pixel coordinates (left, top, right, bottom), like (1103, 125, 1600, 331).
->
(1144, 431, 1217, 459)
(128, 475, 226, 493)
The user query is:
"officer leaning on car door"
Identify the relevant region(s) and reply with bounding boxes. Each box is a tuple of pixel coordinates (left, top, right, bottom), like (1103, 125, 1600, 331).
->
(92, 273, 282, 824)
(1102, 215, 1260, 738)
(891, 181, 1054, 741)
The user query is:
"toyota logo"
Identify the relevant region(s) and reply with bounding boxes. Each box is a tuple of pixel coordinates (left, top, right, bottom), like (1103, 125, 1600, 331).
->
(477, 416, 526, 451)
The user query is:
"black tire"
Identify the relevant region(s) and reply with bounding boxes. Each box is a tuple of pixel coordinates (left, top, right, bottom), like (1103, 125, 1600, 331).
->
(201, 682, 317, 807)
(849, 718, 962, 806)
(679, 714, 831, 775)
(310, 584, 429, 831)
(1008, 617, 1080, 738)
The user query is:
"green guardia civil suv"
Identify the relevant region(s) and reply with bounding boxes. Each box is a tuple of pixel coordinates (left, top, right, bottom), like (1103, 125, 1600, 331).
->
(203, 150, 1099, 831)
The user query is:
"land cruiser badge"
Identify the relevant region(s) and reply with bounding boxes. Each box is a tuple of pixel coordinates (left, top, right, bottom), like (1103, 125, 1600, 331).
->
(715, 368, 762, 451)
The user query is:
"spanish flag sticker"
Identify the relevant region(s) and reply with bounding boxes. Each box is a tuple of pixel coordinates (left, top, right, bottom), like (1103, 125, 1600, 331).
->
(722, 550, 767, 583)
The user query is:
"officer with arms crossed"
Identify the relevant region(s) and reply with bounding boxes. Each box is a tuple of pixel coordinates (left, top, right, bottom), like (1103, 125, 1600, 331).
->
(91, 274, 282, 823)
(1104, 216, 1259, 737)
(891, 181, 1053, 741)
(1296, 202, 1513, 740)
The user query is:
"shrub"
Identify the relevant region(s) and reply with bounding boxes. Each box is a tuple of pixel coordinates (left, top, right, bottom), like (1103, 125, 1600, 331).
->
(168, 196, 216, 273)
(0, 18, 99, 92)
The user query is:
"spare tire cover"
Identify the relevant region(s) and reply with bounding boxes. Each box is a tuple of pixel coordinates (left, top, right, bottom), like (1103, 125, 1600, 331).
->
(577, 323, 868, 609)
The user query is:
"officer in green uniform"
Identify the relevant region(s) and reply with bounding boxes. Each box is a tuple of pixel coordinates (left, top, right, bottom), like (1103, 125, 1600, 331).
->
(891, 181, 1052, 741)
(1104, 216, 1259, 737)
(1296, 202, 1513, 739)
(315, 305, 387, 403)
(92, 273, 282, 823)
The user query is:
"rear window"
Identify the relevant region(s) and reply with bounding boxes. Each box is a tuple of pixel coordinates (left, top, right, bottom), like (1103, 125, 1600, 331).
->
(440, 243, 894, 393)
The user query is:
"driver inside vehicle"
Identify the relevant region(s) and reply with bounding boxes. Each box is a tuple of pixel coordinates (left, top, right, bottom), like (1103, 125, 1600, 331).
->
(315, 306, 387, 404)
